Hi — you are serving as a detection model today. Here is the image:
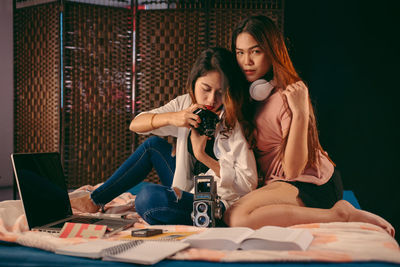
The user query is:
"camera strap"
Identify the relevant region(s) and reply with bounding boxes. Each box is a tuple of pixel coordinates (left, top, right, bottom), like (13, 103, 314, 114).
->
(187, 131, 217, 175)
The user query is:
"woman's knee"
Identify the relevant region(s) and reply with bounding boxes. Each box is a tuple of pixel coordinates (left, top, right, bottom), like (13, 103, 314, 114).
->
(143, 136, 167, 148)
(224, 204, 250, 227)
(135, 184, 168, 216)
(135, 184, 191, 225)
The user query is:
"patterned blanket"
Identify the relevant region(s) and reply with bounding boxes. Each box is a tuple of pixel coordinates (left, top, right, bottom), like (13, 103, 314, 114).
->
(1, 185, 399, 264)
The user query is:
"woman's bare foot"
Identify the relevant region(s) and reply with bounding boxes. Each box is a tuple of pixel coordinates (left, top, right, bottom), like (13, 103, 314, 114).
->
(333, 200, 395, 237)
(70, 193, 100, 213)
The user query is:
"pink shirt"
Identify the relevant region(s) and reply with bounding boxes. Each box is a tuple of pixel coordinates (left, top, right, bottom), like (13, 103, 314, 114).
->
(255, 89, 334, 185)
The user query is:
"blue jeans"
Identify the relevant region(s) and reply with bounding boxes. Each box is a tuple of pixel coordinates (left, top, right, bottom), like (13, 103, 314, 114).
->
(135, 184, 195, 225)
(91, 136, 176, 205)
(135, 184, 227, 226)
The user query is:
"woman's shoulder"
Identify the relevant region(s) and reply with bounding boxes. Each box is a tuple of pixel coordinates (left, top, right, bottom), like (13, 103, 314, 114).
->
(172, 94, 192, 108)
(269, 88, 285, 103)
(174, 93, 191, 101)
(157, 94, 192, 111)
(256, 89, 286, 115)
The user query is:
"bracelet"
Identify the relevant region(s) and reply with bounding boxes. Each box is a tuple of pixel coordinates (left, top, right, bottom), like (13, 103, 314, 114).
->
(150, 113, 156, 129)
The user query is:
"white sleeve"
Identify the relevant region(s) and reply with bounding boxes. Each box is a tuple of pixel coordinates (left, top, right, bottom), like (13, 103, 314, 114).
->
(209, 122, 258, 209)
(136, 94, 191, 138)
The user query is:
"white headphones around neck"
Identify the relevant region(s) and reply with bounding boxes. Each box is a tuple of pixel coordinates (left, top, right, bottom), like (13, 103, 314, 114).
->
(249, 79, 275, 101)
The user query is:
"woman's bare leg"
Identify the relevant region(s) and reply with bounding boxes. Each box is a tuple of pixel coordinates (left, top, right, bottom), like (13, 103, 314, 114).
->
(224, 182, 395, 237)
(332, 200, 395, 237)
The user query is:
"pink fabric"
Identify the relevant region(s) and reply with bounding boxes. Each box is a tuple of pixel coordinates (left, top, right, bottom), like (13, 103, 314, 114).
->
(255, 89, 334, 185)
(1, 186, 399, 263)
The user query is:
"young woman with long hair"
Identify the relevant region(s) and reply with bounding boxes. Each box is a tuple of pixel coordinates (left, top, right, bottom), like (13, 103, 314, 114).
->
(71, 47, 258, 225)
(223, 15, 394, 237)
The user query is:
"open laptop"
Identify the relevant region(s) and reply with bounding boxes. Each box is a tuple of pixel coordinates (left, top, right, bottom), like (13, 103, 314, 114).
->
(11, 152, 136, 235)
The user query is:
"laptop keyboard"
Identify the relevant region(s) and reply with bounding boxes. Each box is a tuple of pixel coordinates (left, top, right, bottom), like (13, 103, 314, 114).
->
(51, 217, 102, 229)
(68, 217, 102, 224)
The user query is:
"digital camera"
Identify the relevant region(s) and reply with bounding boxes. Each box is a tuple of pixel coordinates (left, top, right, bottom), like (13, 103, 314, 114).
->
(191, 175, 222, 227)
(193, 108, 219, 137)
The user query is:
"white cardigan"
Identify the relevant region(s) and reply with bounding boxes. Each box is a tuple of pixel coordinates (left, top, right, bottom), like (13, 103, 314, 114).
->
(136, 94, 257, 209)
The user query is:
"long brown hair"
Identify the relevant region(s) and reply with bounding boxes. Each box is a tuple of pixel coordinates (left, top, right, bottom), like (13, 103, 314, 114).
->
(231, 15, 333, 167)
(186, 47, 252, 140)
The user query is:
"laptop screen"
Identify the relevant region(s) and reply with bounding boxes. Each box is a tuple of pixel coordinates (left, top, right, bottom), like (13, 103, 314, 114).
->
(11, 152, 73, 229)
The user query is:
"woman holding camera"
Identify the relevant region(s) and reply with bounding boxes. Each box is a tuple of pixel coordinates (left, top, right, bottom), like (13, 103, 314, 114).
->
(71, 47, 258, 226)
(223, 15, 394, 237)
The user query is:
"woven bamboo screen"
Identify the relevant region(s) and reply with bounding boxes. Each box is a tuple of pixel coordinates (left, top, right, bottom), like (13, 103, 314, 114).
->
(62, 2, 134, 188)
(14, 0, 283, 188)
(134, 9, 208, 183)
(135, 10, 208, 113)
(14, 2, 61, 153)
(134, 0, 284, 183)
(14, 1, 133, 188)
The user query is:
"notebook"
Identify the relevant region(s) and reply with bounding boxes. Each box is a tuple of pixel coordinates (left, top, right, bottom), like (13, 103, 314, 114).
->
(56, 239, 190, 265)
(11, 152, 136, 236)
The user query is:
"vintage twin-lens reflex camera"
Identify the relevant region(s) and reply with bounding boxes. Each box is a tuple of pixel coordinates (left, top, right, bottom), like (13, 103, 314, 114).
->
(193, 108, 220, 137)
(191, 175, 222, 227)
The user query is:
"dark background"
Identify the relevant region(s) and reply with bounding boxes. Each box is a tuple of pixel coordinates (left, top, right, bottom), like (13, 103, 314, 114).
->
(2, 0, 398, 242)
(284, 0, 399, 241)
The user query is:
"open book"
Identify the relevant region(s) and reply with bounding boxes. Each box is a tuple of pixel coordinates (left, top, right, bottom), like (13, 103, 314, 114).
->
(55, 240, 189, 265)
(183, 226, 313, 251)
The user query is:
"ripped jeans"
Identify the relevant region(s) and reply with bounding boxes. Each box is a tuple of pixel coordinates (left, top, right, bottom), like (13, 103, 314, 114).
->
(135, 184, 195, 225)
(91, 135, 221, 225)
(90, 136, 176, 206)
(135, 185, 227, 226)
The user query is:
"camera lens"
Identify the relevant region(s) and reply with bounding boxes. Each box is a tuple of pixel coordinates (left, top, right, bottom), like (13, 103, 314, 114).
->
(197, 203, 207, 213)
(196, 215, 208, 227)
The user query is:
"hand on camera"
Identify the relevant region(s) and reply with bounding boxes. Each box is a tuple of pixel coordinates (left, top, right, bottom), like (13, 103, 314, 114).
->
(171, 104, 205, 128)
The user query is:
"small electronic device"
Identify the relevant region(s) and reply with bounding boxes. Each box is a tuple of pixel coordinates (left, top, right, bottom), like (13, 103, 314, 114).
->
(131, 228, 163, 237)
